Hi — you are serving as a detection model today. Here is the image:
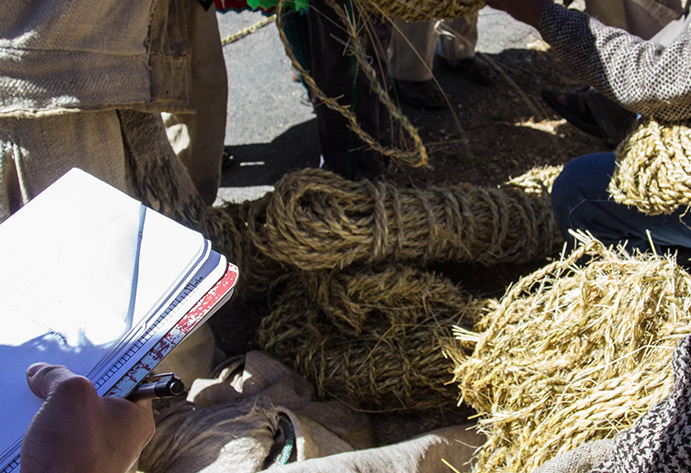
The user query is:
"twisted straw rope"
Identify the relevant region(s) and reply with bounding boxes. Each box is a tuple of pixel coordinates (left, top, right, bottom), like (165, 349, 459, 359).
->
(610, 117, 691, 215)
(359, 0, 484, 22)
(249, 167, 563, 271)
(208, 196, 288, 298)
(258, 264, 475, 411)
(276, 0, 428, 168)
(452, 234, 691, 473)
(221, 15, 276, 46)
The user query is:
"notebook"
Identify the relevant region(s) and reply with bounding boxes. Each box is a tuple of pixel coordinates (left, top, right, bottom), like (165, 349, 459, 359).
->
(0, 168, 238, 472)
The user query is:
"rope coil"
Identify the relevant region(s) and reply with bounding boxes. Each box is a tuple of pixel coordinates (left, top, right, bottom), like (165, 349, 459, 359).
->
(359, 0, 484, 22)
(250, 167, 563, 271)
(258, 264, 475, 411)
(610, 117, 691, 215)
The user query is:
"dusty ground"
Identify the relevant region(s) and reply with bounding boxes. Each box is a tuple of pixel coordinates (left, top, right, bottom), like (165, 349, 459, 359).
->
(384, 39, 611, 189)
(208, 20, 616, 445)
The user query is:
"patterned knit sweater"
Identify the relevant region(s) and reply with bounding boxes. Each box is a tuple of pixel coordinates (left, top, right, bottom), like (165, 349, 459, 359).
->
(539, 3, 691, 122)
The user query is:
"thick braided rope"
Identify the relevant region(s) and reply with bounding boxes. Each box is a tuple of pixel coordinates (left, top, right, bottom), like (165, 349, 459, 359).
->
(609, 118, 691, 215)
(250, 167, 563, 271)
(452, 235, 691, 473)
(208, 197, 289, 298)
(359, 0, 484, 22)
(258, 264, 475, 411)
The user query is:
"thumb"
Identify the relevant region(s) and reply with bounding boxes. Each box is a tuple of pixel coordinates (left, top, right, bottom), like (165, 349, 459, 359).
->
(26, 363, 82, 400)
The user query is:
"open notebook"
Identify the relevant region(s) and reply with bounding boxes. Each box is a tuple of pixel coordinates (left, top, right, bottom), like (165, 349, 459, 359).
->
(0, 169, 238, 472)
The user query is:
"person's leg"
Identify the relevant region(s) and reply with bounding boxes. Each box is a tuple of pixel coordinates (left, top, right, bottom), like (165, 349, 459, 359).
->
(387, 19, 446, 109)
(164, 3, 228, 206)
(388, 19, 436, 82)
(584, 0, 683, 39)
(309, 0, 391, 181)
(552, 152, 691, 263)
(435, 14, 494, 84)
(435, 15, 478, 62)
(0, 111, 130, 223)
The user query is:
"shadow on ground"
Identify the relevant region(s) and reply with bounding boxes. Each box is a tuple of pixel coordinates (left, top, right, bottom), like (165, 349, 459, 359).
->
(221, 118, 320, 188)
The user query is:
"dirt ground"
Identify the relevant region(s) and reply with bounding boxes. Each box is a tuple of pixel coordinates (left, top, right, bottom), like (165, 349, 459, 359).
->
(384, 38, 611, 189)
(207, 27, 616, 445)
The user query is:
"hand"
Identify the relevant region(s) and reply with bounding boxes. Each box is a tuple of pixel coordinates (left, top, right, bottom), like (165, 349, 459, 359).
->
(20, 363, 155, 473)
(485, 0, 555, 29)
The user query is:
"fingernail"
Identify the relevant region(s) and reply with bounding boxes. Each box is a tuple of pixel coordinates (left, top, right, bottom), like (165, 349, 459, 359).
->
(26, 363, 45, 378)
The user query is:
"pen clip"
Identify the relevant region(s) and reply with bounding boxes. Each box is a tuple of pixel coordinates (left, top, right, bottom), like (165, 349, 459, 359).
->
(142, 372, 182, 384)
(128, 372, 186, 401)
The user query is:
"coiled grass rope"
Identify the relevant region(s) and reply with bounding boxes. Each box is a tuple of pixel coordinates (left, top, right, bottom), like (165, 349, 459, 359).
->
(250, 167, 563, 271)
(610, 117, 691, 215)
(258, 264, 476, 411)
(359, 0, 484, 22)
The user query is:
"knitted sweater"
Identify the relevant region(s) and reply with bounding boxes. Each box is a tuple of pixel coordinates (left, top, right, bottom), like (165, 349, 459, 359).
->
(539, 3, 691, 121)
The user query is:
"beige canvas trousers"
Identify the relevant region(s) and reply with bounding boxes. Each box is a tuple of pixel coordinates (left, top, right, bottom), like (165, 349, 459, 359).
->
(0, 0, 226, 388)
(0, 0, 227, 221)
(388, 15, 479, 82)
(584, 0, 685, 38)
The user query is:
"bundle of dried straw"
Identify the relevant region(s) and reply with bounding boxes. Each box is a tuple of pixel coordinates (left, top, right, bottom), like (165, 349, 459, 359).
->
(452, 234, 691, 473)
(251, 167, 563, 272)
(258, 264, 477, 411)
(609, 117, 691, 215)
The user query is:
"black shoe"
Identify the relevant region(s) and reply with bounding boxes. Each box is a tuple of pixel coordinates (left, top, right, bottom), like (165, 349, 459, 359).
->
(541, 86, 637, 145)
(438, 55, 495, 85)
(391, 78, 447, 110)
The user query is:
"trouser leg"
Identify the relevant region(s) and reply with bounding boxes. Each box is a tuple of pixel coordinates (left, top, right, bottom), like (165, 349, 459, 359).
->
(435, 14, 479, 61)
(308, 0, 391, 181)
(164, 3, 228, 206)
(388, 19, 436, 82)
(551, 152, 691, 264)
(0, 111, 130, 223)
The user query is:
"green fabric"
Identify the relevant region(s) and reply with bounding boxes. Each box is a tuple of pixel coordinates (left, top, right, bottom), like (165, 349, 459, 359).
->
(246, 0, 308, 12)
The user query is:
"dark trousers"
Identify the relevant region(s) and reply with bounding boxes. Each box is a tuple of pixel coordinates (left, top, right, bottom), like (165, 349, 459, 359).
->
(551, 152, 691, 266)
(307, 0, 391, 180)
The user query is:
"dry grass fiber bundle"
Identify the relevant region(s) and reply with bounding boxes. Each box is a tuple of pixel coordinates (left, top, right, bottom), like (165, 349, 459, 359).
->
(258, 264, 476, 411)
(452, 235, 691, 473)
(208, 197, 289, 297)
(609, 117, 691, 215)
(356, 0, 484, 22)
(204, 165, 562, 297)
(252, 167, 563, 272)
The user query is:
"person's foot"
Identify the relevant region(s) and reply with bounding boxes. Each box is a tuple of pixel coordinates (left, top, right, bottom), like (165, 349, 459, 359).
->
(438, 55, 495, 85)
(541, 86, 637, 144)
(391, 78, 447, 110)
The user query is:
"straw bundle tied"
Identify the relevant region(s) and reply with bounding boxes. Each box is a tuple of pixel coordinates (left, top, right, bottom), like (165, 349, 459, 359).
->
(357, 0, 484, 21)
(609, 117, 691, 215)
(206, 166, 562, 297)
(452, 234, 691, 473)
(257, 264, 480, 411)
(250, 167, 563, 272)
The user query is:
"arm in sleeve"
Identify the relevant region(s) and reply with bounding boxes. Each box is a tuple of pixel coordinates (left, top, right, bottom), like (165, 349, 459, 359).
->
(538, 3, 691, 122)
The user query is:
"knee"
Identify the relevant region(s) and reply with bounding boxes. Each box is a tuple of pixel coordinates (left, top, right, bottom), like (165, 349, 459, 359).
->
(552, 152, 616, 216)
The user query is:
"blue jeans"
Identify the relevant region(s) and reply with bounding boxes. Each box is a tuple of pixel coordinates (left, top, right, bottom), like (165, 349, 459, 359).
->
(551, 152, 691, 265)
